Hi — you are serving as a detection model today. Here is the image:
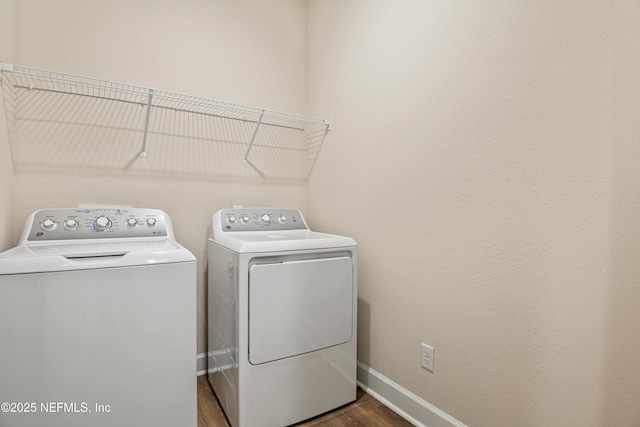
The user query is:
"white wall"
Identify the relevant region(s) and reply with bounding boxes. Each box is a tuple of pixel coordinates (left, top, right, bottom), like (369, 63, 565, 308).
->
(307, 1, 640, 426)
(9, 0, 310, 354)
(0, 0, 17, 251)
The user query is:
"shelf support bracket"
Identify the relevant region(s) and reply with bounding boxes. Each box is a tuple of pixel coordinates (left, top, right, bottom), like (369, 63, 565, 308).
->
(0, 62, 15, 79)
(140, 89, 153, 158)
(243, 109, 265, 165)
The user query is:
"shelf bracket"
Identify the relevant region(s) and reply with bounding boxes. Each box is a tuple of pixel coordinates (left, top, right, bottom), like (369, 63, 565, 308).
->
(243, 109, 265, 165)
(139, 89, 153, 158)
(0, 62, 14, 79)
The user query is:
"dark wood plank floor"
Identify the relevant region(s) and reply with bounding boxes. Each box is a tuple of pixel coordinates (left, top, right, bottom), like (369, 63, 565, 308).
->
(197, 376, 413, 427)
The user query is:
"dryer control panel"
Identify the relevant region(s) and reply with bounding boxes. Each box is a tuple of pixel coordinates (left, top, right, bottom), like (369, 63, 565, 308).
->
(25, 207, 169, 241)
(219, 208, 308, 232)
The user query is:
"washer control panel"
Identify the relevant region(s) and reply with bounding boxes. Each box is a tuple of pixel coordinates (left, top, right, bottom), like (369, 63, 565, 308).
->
(220, 208, 308, 232)
(26, 207, 168, 241)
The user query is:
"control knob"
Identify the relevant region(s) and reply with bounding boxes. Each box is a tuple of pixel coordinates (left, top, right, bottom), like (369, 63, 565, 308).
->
(240, 215, 250, 224)
(226, 216, 237, 225)
(41, 219, 56, 231)
(126, 218, 138, 228)
(278, 215, 287, 224)
(259, 214, 270, 224)
(64, 219, 79, 230)
(93, 216, 112, 231)
(146, 217, 157, 227)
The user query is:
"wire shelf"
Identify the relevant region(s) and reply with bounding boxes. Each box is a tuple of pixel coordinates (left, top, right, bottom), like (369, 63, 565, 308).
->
(0, 62, 330, 182)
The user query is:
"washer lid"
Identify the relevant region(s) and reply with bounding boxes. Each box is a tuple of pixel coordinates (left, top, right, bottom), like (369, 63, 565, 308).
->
(211, 230, 356, 253)
(0, 238, 195, 274)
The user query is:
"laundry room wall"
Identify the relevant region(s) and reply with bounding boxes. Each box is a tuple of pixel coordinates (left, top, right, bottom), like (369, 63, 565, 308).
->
(6, 0, 311, 355)
(307, 1, 640, 426)
(0, 0, 17, 251)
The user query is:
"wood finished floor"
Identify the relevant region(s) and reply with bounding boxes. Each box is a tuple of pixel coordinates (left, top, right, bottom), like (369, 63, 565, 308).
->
(197, 376, 413, 427)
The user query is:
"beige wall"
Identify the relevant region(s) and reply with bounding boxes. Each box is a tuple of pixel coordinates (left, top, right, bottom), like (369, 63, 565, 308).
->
(4, 1, 640, 425)
(0, 0, 17, 251)
(8, 0, 310, 353)
(0, 95, 12, 252)
(307, 1, 640, 426)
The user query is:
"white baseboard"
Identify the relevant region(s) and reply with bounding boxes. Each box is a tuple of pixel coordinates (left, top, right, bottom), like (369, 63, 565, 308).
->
(356, 361, 468, 427)
(197, 351, 233, 376)
(197, 352, 208, 376)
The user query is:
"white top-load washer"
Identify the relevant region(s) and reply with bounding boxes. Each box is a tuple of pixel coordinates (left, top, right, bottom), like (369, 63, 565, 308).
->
(0, 207, 196, 427)
(207, 207, 357, 427)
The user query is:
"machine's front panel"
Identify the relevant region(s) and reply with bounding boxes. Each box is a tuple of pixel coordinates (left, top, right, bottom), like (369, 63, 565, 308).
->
(248, 256, 353, 365)
(0, 263, 196, 427)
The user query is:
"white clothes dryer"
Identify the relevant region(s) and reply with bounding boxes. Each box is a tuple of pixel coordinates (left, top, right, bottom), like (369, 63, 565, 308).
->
(0, 207, 197, 427)
(207, 208, 357, 427)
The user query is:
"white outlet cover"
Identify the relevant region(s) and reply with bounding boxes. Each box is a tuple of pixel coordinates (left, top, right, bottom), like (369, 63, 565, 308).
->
(421, 343, 434, 372)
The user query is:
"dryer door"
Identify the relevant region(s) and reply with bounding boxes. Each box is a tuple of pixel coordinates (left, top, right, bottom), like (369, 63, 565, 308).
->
(248, 256, 353, 365)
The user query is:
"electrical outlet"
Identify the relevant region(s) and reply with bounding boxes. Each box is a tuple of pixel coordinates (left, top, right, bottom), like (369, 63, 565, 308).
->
(421, 343, 434, 372)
